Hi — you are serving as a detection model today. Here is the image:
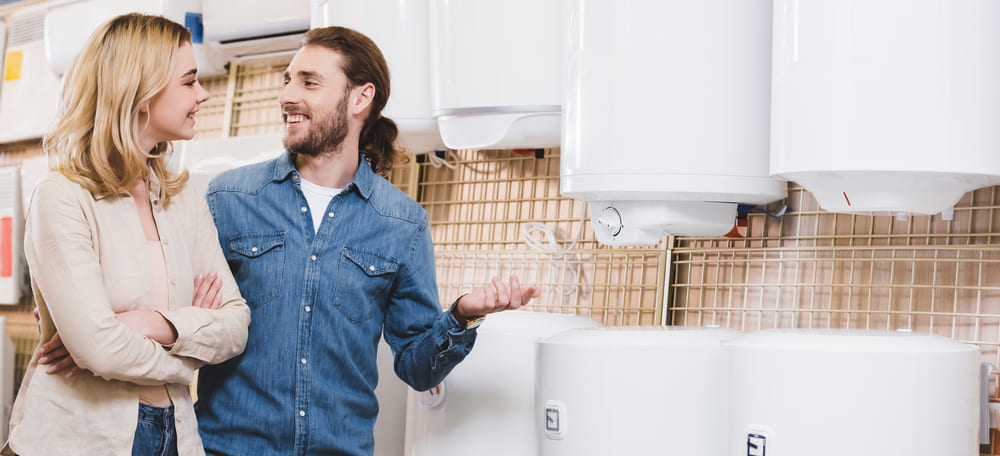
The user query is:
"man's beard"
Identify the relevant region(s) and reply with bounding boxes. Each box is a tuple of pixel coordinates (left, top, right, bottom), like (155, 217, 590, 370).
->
(284, 94, 350, 157)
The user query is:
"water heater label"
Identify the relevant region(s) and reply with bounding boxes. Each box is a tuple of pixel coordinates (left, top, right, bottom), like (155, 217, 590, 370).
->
(747, 432, 767, 456)
(544, 400, 566, 440)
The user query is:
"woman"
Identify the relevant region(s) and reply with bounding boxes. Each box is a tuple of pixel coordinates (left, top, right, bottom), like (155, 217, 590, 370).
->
(3, 14, 250, 456)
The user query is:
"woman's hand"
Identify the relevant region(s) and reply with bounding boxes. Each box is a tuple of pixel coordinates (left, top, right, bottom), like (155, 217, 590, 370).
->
(192, 272, 223, 309)
(114, 310, 177, 345)
(38, 272, 223, 375)
(37, 333, 84, 377)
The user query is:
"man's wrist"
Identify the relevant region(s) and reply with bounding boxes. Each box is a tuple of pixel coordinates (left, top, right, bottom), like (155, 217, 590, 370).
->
(450, 295, 485, 329)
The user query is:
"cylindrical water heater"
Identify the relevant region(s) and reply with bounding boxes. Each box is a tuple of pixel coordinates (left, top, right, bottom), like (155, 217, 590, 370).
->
(374, 338, 408, 456)
(404, 311, 601, 456)
(560, 0, 786, 244)
(429, 0, 564, 150)
(536, 327, 739, 456)
(728, 330, 979, 456)
(314, 0, 445, 154)
(770, 0, 1000, 215)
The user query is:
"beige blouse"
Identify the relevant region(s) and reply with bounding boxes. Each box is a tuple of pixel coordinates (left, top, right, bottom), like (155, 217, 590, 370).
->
(5, 171, 251, 456)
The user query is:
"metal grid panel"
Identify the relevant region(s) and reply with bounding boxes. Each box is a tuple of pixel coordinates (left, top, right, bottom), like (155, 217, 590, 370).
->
(419, 149, 664, 326)
(229, 60, 291, 137)
(191, 74, 230, 139)
(670, 183, 1000, 396)
(0, 139, 41, 166)
(387, 155, 419, 199)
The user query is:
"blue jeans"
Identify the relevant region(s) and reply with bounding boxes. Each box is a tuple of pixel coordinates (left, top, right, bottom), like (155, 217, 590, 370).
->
(132, 403, 177, 456)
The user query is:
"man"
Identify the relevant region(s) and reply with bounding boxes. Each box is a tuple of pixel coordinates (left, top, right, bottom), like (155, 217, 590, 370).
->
(193, 26, 540, 455)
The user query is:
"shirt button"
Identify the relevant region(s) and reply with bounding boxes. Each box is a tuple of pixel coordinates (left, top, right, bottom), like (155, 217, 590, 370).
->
(299, 410, 306, 417)
(368, 265, 375, 272)
(328, 212, 334, 218)
(301, 358, 307, 365)
(304, 306, 311, 312)
(311, 255, 317, 261)
(162, 239, 169, 246)
(169, 279, 176, 286)
(251, 247, 258, 253)
(301, 206, 308, 213)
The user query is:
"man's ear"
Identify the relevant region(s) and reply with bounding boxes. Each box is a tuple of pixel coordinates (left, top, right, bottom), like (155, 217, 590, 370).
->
(351, 83, 376, 117)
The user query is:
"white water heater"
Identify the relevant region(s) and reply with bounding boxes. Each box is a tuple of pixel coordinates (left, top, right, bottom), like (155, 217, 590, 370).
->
(404, 311, 600, 456)
(536, 327, 738, 456)
(0, 2, 62, 143)
(374, 337, 408, 456)
(728, 330, 979, 456)
(0, 18, 5, 96)
(0, 316, 14, 442)
(314, 0, 444, 154)
(770, 0, 1000, 216)
(0, 167, 24, 305)
(168, 134, 285, 196)
(560, 0, 786, 245)
(429, 0, 563, 150)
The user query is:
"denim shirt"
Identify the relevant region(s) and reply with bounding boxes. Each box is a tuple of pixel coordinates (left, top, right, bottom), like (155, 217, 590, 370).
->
(195, 152, 477, 456)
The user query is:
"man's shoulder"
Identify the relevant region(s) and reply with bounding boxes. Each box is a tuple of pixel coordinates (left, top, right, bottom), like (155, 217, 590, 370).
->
(366, 174, 427, 225)
(206, 158, 279, 195)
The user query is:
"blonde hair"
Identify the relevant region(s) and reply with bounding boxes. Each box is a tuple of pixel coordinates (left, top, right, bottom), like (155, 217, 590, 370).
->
(44, 13, 191, 206)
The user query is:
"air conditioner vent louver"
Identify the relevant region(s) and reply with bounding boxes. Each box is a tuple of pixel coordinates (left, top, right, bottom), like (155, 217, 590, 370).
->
(8, 9, 43, 47)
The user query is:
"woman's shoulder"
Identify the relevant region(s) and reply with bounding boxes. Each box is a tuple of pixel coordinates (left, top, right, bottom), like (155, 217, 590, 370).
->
(32, 170, 89, 200)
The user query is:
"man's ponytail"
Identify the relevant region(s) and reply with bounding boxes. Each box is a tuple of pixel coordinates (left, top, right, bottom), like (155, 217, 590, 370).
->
(360, 115, 402, 176)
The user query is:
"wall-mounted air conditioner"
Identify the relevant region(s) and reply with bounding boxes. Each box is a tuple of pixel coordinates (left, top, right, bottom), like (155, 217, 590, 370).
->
(0, 167, 26, 305)
(0, 2, 63, 143)
(45, 0, 227, 78)
(202, 0, 310, 64)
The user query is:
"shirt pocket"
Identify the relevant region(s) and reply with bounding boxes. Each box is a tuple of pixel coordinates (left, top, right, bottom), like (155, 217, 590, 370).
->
(228, 232, 286, 309)
(334, 246, 400, 323)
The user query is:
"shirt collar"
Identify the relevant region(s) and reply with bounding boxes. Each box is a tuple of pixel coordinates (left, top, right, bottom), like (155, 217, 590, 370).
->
(95, 167, 163, 204)
(273, 150, 375, 201)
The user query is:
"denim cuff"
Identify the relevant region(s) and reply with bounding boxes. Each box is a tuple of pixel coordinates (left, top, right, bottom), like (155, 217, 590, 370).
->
(430, 302, 478, 370)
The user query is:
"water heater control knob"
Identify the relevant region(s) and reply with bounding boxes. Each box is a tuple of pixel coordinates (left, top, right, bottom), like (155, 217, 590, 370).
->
(417, 381, 446, 408)
(595, 206, 623, 237)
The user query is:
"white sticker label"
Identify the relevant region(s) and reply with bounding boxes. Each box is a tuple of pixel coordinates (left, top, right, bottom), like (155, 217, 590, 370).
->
(747, 432, 767, 456)
(544, 400, 566, 440)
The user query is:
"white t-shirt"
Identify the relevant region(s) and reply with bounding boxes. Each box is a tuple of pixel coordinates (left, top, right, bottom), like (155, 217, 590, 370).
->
(300, 177, 342, 233)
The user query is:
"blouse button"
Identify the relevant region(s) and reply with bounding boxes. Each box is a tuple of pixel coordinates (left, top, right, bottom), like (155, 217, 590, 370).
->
(251, 247, 258, 253)
(301, 206, 308, 213)
(368, 265, 375, 272)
